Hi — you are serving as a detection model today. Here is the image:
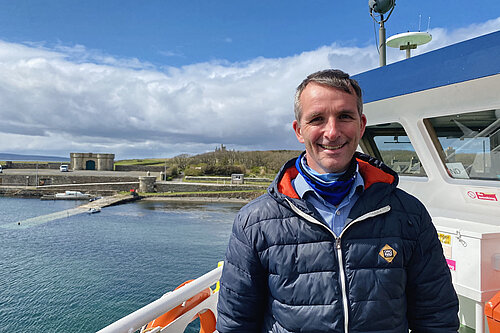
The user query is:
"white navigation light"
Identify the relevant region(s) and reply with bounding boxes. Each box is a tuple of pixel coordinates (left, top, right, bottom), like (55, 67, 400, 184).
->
(369, 0, 395, 15)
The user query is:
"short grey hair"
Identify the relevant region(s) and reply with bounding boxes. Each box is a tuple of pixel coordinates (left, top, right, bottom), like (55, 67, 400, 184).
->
(294, 69, 363, 121)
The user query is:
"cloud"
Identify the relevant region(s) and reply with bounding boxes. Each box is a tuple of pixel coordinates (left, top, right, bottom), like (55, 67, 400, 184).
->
(0, 18, 499, 159)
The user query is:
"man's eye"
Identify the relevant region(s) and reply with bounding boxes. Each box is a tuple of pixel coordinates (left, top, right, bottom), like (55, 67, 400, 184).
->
(309, 117, 323, 123)
(339, 114, 353, 120)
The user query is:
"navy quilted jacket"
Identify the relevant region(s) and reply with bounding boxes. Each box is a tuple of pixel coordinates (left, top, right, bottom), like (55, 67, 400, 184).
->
(216, 153, 459, 333)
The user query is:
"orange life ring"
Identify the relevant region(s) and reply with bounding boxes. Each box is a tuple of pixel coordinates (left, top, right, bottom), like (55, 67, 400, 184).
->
(143, 280, 216, 333)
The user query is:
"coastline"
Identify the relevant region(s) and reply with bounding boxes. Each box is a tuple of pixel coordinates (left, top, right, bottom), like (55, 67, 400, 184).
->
(141, 196, 251, 204)
(0, 168, 267, 204)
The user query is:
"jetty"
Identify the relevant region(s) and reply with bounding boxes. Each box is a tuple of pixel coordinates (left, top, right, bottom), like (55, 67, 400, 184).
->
(3, 193, 140, 229)
(79, 193, 140, 210)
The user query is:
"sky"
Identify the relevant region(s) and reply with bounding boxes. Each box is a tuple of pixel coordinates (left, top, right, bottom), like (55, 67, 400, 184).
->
(1, 1, 500, 160)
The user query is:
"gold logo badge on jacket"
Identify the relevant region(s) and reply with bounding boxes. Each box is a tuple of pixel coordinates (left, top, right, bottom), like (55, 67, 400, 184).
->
(379, 244, 397, 263)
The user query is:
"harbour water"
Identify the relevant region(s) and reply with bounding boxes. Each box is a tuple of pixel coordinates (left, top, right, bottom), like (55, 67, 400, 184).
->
(0, 197, 243, 332)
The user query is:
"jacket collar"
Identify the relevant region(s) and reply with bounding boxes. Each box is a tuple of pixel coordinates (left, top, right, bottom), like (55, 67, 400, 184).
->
(270, 152, 398, 201)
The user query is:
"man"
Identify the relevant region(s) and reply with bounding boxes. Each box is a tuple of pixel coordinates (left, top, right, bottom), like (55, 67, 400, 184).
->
(216, 69, 459, 332)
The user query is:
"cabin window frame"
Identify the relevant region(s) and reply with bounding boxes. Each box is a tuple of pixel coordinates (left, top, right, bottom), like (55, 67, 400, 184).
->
(360, 122, 427, 177)
(423, 110, 500, 182)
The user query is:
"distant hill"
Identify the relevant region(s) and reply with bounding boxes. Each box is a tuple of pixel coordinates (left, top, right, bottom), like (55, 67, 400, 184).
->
(0, 153, 69, 162)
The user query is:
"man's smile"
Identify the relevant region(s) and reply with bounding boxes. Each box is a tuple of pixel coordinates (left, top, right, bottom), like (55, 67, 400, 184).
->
(318, 143, 346, 150)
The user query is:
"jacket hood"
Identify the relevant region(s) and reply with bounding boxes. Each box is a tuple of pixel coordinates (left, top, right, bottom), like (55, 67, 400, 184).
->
(268, 152, 399, 204)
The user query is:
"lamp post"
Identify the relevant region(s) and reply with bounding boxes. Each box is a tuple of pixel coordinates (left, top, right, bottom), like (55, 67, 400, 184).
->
(369, 0, 396, 67)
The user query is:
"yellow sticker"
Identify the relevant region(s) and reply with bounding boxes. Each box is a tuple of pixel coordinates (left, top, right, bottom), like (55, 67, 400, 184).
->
(438, 233, 451, 245)
(379, 244, 397, 263)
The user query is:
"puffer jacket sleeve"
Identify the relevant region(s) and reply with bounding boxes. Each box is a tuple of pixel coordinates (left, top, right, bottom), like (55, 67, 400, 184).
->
(406, 202, 459, 332)
(216, 206, 268, 332)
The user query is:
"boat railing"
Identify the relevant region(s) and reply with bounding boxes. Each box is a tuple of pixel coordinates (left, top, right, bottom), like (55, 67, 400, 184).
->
(97, 265, 223, 333)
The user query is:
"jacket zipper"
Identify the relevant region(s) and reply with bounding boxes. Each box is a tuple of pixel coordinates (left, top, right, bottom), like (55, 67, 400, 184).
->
(335, 236, 350, 333)
(286, 198, 391, 333)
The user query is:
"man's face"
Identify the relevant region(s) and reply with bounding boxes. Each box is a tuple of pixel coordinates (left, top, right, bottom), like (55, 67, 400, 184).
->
(293, 82, 367, 174)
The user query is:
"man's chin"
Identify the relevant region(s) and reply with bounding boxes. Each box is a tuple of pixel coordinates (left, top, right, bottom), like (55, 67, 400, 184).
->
(316, 158, 350, 174)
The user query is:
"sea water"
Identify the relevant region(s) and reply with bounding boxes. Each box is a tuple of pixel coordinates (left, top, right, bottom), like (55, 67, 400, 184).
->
(0, 197, 243, 332)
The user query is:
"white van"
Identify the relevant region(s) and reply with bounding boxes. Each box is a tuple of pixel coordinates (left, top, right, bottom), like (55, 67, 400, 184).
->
(59, 164, 69, 172)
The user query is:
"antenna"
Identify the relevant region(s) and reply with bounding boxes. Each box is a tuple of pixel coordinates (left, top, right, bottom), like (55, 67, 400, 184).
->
(368, 0, 396, 67)
(418, 14, 422, 32)
(427, 17, 431, 31)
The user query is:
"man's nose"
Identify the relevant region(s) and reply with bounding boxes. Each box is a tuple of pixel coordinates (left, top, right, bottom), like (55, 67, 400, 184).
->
(324, 118, 339, 140)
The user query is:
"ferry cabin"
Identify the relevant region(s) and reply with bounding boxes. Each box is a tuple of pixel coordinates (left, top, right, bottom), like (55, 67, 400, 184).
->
(354, 30, 500, 332)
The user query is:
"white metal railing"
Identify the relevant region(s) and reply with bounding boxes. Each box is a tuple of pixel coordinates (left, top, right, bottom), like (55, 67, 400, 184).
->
(97, 265, 223, 333)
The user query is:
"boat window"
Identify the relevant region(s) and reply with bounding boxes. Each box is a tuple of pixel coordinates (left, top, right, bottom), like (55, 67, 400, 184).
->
(425, 110, 500, 181)
(361, 122, 426, 177)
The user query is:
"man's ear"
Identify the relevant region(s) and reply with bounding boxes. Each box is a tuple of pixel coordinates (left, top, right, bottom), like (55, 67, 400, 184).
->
(360, 114, 367, 137)
(293, 120, 304, 143)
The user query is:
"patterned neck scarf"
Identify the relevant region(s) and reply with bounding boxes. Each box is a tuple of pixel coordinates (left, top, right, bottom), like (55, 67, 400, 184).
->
(295, 152, 357, 206)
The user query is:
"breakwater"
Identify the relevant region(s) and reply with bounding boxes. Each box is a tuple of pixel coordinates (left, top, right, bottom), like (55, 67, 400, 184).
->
(0, 173, 139, 187)
(0, 170, 267, 199)
(2, 193, 141, 229)
(0, 184, 136, 197)
(0, 161, 66, 169)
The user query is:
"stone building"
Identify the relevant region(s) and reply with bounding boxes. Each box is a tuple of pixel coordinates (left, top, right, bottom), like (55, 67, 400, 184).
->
(70, 153, 115, 171)
(231, 173, 245, 184)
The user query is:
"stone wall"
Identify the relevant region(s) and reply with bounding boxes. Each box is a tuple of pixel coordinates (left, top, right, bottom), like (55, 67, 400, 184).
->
(185, 176, 271, 183)
(155, 182, 266, 193)
(0, 174, 140, 187)
(0, 185, 134, 197)
(184, 176, 232, 182)
(0, 183, 263, 199)
(114, 165, 166, 172)
(160, 191, 263, 200)
(1, 162, 64, 169)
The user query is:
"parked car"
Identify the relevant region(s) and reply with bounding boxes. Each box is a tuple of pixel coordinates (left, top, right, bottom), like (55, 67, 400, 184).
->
(0, 165, 2, 173)
(59, 164, 69, 172)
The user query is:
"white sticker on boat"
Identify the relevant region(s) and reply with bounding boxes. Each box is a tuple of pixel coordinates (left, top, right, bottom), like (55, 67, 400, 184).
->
(467, 191, 498, 201)
(446, 163, 469, 179)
